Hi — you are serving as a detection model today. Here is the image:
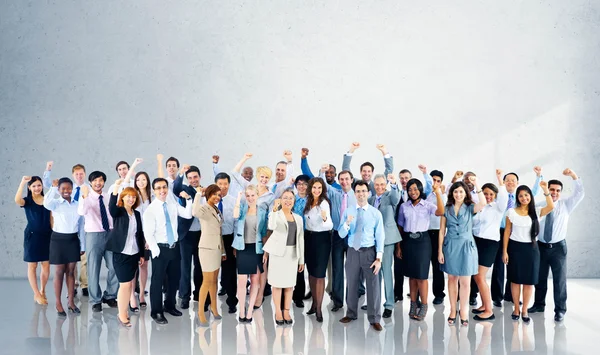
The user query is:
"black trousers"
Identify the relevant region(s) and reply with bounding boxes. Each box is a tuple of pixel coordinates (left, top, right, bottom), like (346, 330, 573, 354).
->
(429, 230, 445, 299)
(534, 240, 568, 313)
(221, 234, 238, 307)
(179, 231, 206, 303)
(491, 227, 512, 302)
(292, 269, 306, 303)
(150, 243, 181, 315)
(394, 240, 405, 299)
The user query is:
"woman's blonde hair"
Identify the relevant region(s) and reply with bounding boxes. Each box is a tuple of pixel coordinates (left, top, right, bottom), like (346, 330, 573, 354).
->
(256, 166, 272, 180)
(245, 184, 259, 195)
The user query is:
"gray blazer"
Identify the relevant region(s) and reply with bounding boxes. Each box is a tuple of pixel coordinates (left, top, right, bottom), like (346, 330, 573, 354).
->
(342, 153, 394, 193)
(368, 187, 402, 245)
(263, 210, 305, 264)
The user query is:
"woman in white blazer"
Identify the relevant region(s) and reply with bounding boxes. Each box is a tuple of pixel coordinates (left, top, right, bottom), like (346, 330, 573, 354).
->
(263, 189, 305, 326)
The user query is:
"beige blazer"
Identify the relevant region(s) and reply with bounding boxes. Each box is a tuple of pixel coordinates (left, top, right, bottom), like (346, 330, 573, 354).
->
(263, 210, 304, 264)
(193, 203, 223, 251)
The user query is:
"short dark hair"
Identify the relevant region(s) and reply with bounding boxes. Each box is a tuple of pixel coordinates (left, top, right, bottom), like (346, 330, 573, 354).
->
(548, 179, 563, 189)
(360, 162, 374, 172)
(115, 161, 129, 172)
(482, 183, 499, 195)
(152, 178, 168, 190)
(503, 172, 519, 181)
(214, 172, 231, 183)
(338, 170, 354, 180)
(186, 166, 201, 178)
(88, 171, 107, 183)
(352, 180, 370, 192)
(406, 178, 424, 201)
(58, 177, 73, 188)
(72, 164, 86, 173)
(166, 157, 180, 168)
(430, 170, 444, 180)
(329, 164, 337, 172)
(294, 174, 310, 186)
(399, 169, 412, 176)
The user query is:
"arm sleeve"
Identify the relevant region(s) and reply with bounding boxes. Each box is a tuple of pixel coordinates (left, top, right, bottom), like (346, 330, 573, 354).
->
(531, 175, 543, 196)
(177, 199, 193, 219)
(564, 178, 585, 213)
(374, 211, 385, 258)
(143, 208, 160, 258)
(423, 172, 433, 196)
(213, 162, 220, 177)
(77, 195, 88, 216)
(389, 185, 400, 206)
(337, 210, 350, 238)
(301, 158, 315, 178)
(42, 170, 52, 190)
(383, 154, 393, 177)
(231, 171, 250, 190)
(342, 153, 352, 172)
(172, 175, 185, 199)
(495, 186, 509, 212)
(43, 187, 59, 210)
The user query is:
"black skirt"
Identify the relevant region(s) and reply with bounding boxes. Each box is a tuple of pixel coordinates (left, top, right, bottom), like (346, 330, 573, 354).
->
(474, 236, 499, 268)
(402, 231, 431, 280)
(237, 243, 264, 275)
(23, 227, 51, 262)
(113, 252, 139, 283)
(49, 232, 80, 265)
(305, 230, 331, 278)
(507, 239, 540, 285)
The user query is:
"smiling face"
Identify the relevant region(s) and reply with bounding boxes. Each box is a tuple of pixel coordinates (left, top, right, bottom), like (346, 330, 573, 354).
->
(166, 160, 178, 177)
(517, 189, 531, 207)
(258, 173, 270, 187)
(452, 186, 466, 203)
(117, 163, 129, 179)
(354, 184, 369, 205)
(216, 178, 229, 197)
(29, 180, 43, 196)
(275, 163, 287, 183)
(58, 182, 73, 200)
(72, 168, 85, 186)
(504, 174, 518, 193)
(90, 177, 105, 194)
(208, 191, 222, 206)
(242, 167, 254, 181)
(186, 172, 200, 188)
(432, 175, 442, 190)
(338, 172, 353, 192)
(136, 174, 148, 190)
(549, 183, 562, 202)
(281, 191, 295, 210)
(374, 176, 386, 196)
(325, 166, 336, 184)
(407, 182, 421, 201)
(311, 181, 323, 199)
(295, 180, 308, 197)
(153, 181, 169, 202)
(399, 172, 412, 190)
(245, 188, 258, 205)
(483, 187, 497, 204)
(361, 166, 373, 182)
(122, 194, 137, 208)
(463, 172, 475, 191)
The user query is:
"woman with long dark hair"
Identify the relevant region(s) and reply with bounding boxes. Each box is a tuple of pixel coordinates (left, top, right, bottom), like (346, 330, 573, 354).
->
(303, 177, 333, 322)
(15, 176, 52, 305)
(438, 178, 486, 326)
(396, 178, 444, 321)
(134, 171, 152, 307)
(502, 182, 554, 323)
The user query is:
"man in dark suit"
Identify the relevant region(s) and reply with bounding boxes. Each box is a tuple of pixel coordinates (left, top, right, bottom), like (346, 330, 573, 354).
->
(173, 164, 208, 310)
(368, 173, 401, 318)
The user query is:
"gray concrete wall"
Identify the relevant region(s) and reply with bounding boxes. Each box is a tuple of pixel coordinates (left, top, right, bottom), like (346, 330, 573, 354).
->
(1, 0, 599, 278)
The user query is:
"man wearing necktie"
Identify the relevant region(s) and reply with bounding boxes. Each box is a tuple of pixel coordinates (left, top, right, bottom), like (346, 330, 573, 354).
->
(77, 171, 118, 312)
(143, 178, 193, 325)
(338, 180, 385, 331)
(271, 150, 295, 199)
(528, 168, 585, 322)
(368, 173, 401, 318)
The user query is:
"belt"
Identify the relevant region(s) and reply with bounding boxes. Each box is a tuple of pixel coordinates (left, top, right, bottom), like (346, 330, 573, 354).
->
(538, 240, 566, 249)
(157, 242, 178, 249)
(408, 231, 427, 239)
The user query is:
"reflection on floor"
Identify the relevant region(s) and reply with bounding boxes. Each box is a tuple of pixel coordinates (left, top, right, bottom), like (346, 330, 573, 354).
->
(1, 279, 598, 354)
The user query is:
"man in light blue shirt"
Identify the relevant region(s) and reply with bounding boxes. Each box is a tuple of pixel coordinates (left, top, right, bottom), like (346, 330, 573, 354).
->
(300, 148, 341, 190)
(338, 180, 385, 331)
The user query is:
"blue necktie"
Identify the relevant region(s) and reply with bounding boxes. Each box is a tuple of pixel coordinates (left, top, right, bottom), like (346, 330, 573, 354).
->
(163, 202, 175, 246)
(218, 200, 223, 214)
(352, 209, 364, 251)
(98, 195, 110, 231)
(543, 211, 554, 243)
(271, 183, 277, 193)
(73, 186, 80, 202)
(507, 194, 515, 210)
(374, 196, 382, 209)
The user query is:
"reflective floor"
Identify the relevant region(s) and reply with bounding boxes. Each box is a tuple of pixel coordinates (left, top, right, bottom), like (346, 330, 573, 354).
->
(1, 279, 598, 355)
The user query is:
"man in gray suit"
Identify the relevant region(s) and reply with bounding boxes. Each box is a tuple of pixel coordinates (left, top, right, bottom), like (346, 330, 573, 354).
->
(369, 173, 401, 318)
(342, 142, 394, 195)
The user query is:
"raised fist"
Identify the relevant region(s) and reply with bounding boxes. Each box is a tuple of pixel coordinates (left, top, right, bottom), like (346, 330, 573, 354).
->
(349, 142, 360, 153)
(115, 178, 124, 186)
(562, 168, 572, 176)
(496, 169, 503, 178)
(376, 144, 387, 155)
(346, 215, 355, 225)
(22, 176, 31, 183)
(46, 161, 54, 171)
(244, 153, 253, 160)
(181, 164, 190, 174)
(539, 180, 548, 191)
(156, 153, 164, 161)
(301, 148, 309, 159)
(273, 199, 281, 211)
(283, 150, 293, 161)
(320, 209, 327, 220)
(52, 179, 59, 187)
(418, 164, 427, 174)
(387, 173, 396, 184)
(179, 191, 191, 200)
(533, 166, 542, 177)
(212, 155, 220, 164)
(454, 171, 464, 180)
(321, 164, 329, 174)
(80, 185, 90, 198)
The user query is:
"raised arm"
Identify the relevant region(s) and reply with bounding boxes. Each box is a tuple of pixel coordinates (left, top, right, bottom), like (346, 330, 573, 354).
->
(172, 165, 188, 197)
(531, 166, 543, 196)
(156, 154, 165, 178)
(42, 161, 53, 190)
(495, 169, 509, 212)
(108, 179, 124, 218)
(212, 155, 221, 177)
(177, 190, 193, 219)
(233, 191, 243, 219)
(300, 148, 315, 178)
(283, 150, 295, 188)
(376, 144, 394, 176)
(419, 164, 433, 196)
(15, 176, 31, 206)
(387, 174, 401, 206)
(342, 142, 360, 172)
(232, 153, 253, 188)
(562, 168, 585, 212)
(539, 181, 554, 217)
(122, 158, 143, 187)
(43, 180, 60, 210)
(471, 176, 487, 213)
(233, 153, 253, 173)
(77, 185, 91, 216)
(433, 185, 445, 216)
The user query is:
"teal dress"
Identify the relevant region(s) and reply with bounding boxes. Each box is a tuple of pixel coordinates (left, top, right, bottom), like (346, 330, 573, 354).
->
(441, 203, 478, 276)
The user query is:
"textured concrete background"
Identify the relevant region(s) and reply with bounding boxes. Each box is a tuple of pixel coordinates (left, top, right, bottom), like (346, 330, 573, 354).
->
(1, 0, 599, 278)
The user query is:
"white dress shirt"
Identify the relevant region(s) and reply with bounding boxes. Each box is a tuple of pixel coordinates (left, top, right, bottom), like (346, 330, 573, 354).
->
(304, 200, 334, 232)
(220, 194, 236, 235)
(43, 187, 84, 251)
(122, 213, 140, 255)
(507, 207, 543, 243)
(472, 186, 509, 241)
(537, 178, 584, 243)
(143, 197, 193, 258)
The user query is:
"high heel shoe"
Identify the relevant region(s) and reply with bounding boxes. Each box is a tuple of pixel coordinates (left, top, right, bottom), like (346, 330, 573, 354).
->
(275, 319, 285, 326)
(68, 306, 81, 314)
(129, 304, 140, 313)
(522, 314, 531, 323)
(238, 317, 247, 323)
(460, 319, 469, 326)
(210, 309, 222, 320)
(57, 308, 67, 317)
(307, 308, 317, 315)
(118, 316, 132, 328)
(316, 313, 323, 323)
(447, 310, 457, 325)
(511, 312, 520, 321)
(283, 309, 293, 325)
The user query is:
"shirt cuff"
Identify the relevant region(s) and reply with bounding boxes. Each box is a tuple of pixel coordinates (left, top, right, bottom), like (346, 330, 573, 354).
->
(345, 152, 353, 156)
(390, 184, 398, 189)
(383, 153, 391, 158)
(343, 223, 350, 231)
(376, 252, 383, 260)
(150, 245, 160, 259)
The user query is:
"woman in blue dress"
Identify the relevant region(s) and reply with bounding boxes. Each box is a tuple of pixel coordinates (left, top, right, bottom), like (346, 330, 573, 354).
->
(15, 175, 52, 305)
(438, 178, 486, 326)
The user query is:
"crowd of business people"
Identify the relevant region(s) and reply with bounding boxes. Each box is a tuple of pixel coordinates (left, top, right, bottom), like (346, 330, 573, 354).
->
(15, 143, 584, 330)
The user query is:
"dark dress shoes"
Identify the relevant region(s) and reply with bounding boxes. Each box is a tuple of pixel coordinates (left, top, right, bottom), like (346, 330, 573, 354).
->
(82, 288, 89, 297)
(303, 292, 312, 300)
(294, 300, 304, 308)
(152, 313, 168, 325)
(528, 305, 545, 313)
(68, 306, 81, 314)
(383, 309, 393, 318)
(92, 303, 103, 312)
(102, 298, 118, 308)
(218, 288, 227, 296)
(339, 316, 356, 323)
(165, 308, 183, 317)
(493, 300, 502, 308)
(331, 305, 343, 313)
(395, 296, 403, 303)
(361, 305, 368, 311)
(181, 300, 190, 309)
(371, 323, 383, 331)
(473, 314, 496, 321)
(469, 298, 477, 306)
(228, 306, 237, 314)
(433, 297, 444, 305)
(554, 312, 565, 322)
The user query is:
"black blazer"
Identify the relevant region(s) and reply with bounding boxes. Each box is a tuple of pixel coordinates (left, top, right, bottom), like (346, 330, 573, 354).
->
(107, 193, 145, 258)
(173, 174, 198, 239)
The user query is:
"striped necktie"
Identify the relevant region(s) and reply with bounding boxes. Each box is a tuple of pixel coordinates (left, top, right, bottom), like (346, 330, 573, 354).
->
(99, 195, 110, 231)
